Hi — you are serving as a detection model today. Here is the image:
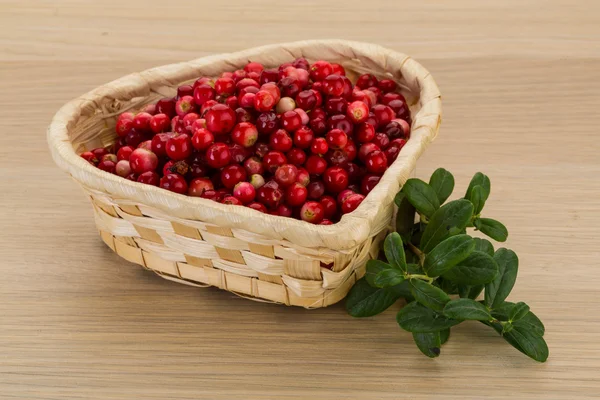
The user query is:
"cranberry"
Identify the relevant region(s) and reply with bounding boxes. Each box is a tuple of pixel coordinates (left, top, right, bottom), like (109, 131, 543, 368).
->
(347, 101, 369, 124)
(189, 162, 209, 178)
(98, 160, 116, 173)
(325, 129, 348, 149)
(354, 123, 374, 143)
(309, 61, 333, 81)
(294, 108, 309, 126)
(188, 178, 214, 197)
(230, 122, 258, 148)
(117, 146, 134, 161)
(342, 193, 365, 214)
(356, 74, 378, 90)
(287, 148, 306, 166)
(285, 182, 308, 207)
(281, 110, 302, 132)
(193, 84, 216, 106)
(260, 83, 281, 102)
(232, 182, 256, 204)
(256, 112, 279, 135)
(327, 114, 353, 135)
(199, 100, 218, 117)
(243, 62, 264, 74)
(382, 92, 406, 105)
(320, 196, 337, 219)
(244, 156, 264, 175)
(269, 129, 293, 152)
(175, 95, 196, 116)
(296, 168, 310, 186)
(137, 171, 160, 186)
(253, 90, 276, 112)
(367, 86, 382, 100)
(162, 160, 175, 176)
(223, 196, 242, 205)
(115, 112, 134, 137)
(373, 133, 390, 149)
(300, 201, 325, 224)
(248, 202, 267, 213)
(372, 104, 395, 127)
(291, 126, 313, 149)
(347, 162, 366, 182)
(325, 97, 348, 115)
(322, 74, 345, 96)
(156, 98, 177, 118)
(225, 96, 239, 109)
(206, 143, 231, 168)
(191, 128, 214, 151)
(396, 119, 411, 138)
(296, 90, 317, 111)
(358, 143, 381, 163)
(205, 104, 236, 134)
(160, 173, 188, 194)
(260, 69, 279, 85)
(129, 148, 158, 174)
(307, 181, 326, 199)
(257, 181, 283, 208)
(132, 112, 152, 132)
(311, 138, 329, 155)
(262, 151, 287, 173)
(279, 76, 301, 98)
(305, 155, 327, 176)
(250, 173, 265, 189)
(274, 164, 298, 187)
(166, 134, 192, 161)
(228, 143, 249, 163)
(361, 174, 381, 195)
(390, 138, 408, 150)
(137, 140, 152, 152)
(101, 154, 118, 164)
(331, 63, 346, 76)
(323, 166, 349, 193)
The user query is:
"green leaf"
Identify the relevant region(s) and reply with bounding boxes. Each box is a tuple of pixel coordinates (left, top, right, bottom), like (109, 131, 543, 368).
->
(394, 280, 416, 302)
(396, 302, 461, 333)
(374, 269, 406, 288)
(459, 284, 484, 299)
(474, 218, 508, 242)
(489, 301, 514, 321)
(401, 179, 440, 218)
(473, 237, 494, 256)
(502, 324, 549, 362)
(394, 192, 416, 242)
(429, 168, 455, 204)
(509, 302, 530, 322)
(409, 279, 451, 312)
(420, 199, 474, 253)
(412, 332, 441, 358)
(514, 312, 545, 336)
(423, 234, 475, 277)
(465, 172, 491, 202)
(485, 248, 519, 308)
(443, 298, 492, 321)
(442, 251, 498, 285)
(346, 278, 404, 317)
(365, 259, 390, 287)
(384, 232, 407, 272)
(435, 277, 459, 295)
(439, 328, 451, 344)
(468, 185, 486, 215)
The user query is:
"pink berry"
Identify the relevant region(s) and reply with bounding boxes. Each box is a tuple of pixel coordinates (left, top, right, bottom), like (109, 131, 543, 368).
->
(188, 178, 214, 197)
(300, 201, 325, 224)
(347, 101, 369, 124)
(175, 95, 196, 116)
(206, 143, 231, 168)
(276, 97, 296, 114)
(129, 148, 158, 174)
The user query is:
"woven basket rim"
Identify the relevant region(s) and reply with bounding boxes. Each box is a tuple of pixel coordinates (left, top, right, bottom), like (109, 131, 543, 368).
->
(47, 39, 441, 250)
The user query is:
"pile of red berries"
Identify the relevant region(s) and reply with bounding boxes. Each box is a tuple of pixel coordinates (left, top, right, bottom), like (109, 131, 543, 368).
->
(81, 59, 411, 224)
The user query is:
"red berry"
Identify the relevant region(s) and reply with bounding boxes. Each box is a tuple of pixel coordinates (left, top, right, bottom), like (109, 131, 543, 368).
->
(260, 83, 281, 103)
(101, 153, 118, 163)
(191, 128, 214, 151)
(352, 90, 373, 109)
(382, 92, 406, 105)
(293, 57, 309, 70)
(166, 134, 192, 161)
(225, 96, 239, 109)
(176, 84, 194, 99)
(279, 76, 301, 98)
(323, 166, 349, 193)
(188, 178, 214, 197)
(322, 74, 345, 96)
(149, 113, 170, 133)
(142, 103, 157, 115)
(356, 74, 378, 90)
(257, 181, 283, 208)
(300, 201, 325, 224)
(337, 189, 355, 204)
(222, 196, 242, 205)
(124, 130, 144, 148)
(259, 69, 279, 85)
(236, 78, 259, 92)
(274, 164, 298, 187)
(331, 63, 346, 75)
(149, 133, 169, 157)
(132, 112, 152, 132)
(311, 138, 329, 155)
(388, 99, 410, 120)
(367, 86, 382, 100)
(358, 143, 381, 163)
(97, 160, 116, 173)
(275, 204, 293, 217)
(239, 92, 256, 109)
(193, 84, 216, 106)
(287, 148, 306, 166)
(252, 90, 275, 112)
(156, 98, 177, 118)
(355, 122, 376, 143)
(248, 202, 267, 213)
(235, 107, 254, 123)
(341, 193, 365, 214)
(115, 112, 134, 137)
(231, 122, 258, 148)
(244, 62, 264, 74)
(378, 79, 397, 93)
(137, 171, 160, 186)
(320, 195, 337, 219)
(269, 129, 293, 152)
(175, 95, 196, 116)
(160, 174, 188, 194)
(233, 182, 256, 204)
(129, 148, 158, 174)
(361, 174, 381, 195)
(256, 112, 279, 135)
(296, 90, 317, 111)
(244, 156, 264, 175)
(347, 162, 366, 182)
(307, 181, 325, 199)
(324, 149, 349, 167)
(221, 165, 247, 189)
(365, 150, 388, 174)
(390, 138, 408, 150)
(293, 126, 314, 149)
(325, 129, 348, 149)
(189, 162, 209, 178)
(255, 142, 270, 158)
(204, 104, 236, 134)
(382, 120, 406, 139)
(117, 146, 134, 161)
(309, 61, 333, 82)
(285, 182, 308, 206)
(214, 77, 236, 96)
(281, 110, 302, 132)
(373, 133, 390, 150)
(199, 99, 218, 117)
(296, 167, 310, 186)
(372, 104, 395, 128)
(320, 219, 333, 225)
(262, 151, 287, 173)
(347, 101, 369, 124)
(305, 155, 327, 176)
(326, 114, 353, 135)
(384, 144, 401, 163)
(325, 97, 348, 115)
(193, 77, 213, 89)
(206, 143, 231, 168)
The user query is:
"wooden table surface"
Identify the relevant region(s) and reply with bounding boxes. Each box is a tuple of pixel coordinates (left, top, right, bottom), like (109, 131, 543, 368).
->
(1, 1, 599, 399)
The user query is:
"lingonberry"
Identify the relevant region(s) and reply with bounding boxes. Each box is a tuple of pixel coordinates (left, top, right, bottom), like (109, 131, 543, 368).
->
(193, 84, 216, 106)
(352, 90, 373, 109)
(81, 151, 98, 164)
(256, 112, 279, 135)
(300, 201, 325, 224)
(252, 90, 275, 112)
(132, 112, 152, 132)
(149, 113, 170, 133)
(137, 171, 160, 186)
(382, 120, 405, 139)
(356, 74, 378, 90)
(275, 204, 293, 217)
(381, 92, 406, 105)
(296, 168, 310, 186)
(305, 155, 327, 176)
(320, 195, 337, 219)
(292, 57, 310, 70)
(260, 83, 281, 103)
(255, 142, 270, 158)
(206, 143, 231, 168)
(365, 150, 388, 174)
(307, 181, 326, 199)
(166, 134, 192, 161)
(287, 148, 306, 166)
(295, 108, 309, 126)
(358, 142, 381, 163)
(176, 84, 194, 99)
(325, 129, 348, 149)
(260, 69, 279, 85)
(325, 97, 348, 115)
(372, 104, 395, 127)
(390, 138, 407, 150)
(269, 129, 293, 152)
(239, 92, 256, 109)
(236, 78, 259, 93)
(366, 86, 382, 100)
(129, 148, 158, 174)
(387, 99, 410, 120)
(341, 77, 353, 99)
(274, 164, 298, 187)
(188, 178, 214, 197)
(347, 101, 369, 124)
(191, 128, 214, 151)
(396, 119, 411, 138)
(373, 133, 390, 150)
(355, 122, 375, 143)
(214, 77, 236, 96)
(341, 193, 365, 214)
(257, 181, 283, 208)
(309, 61, 333, 82)
(293, 126, 314, 149)
(311, 137, 329, 155)
(205, 104, 236, 134)
(250, 173, 266, 189)
(320, 219, 333, 225)
(244, 156, 264, 175)
(125, 173, 137, 181)
(160, 174, 188, 194)
(295, 90, 317, 111)
(225, 95, 239, 109)
(193, 77, 213, 89)
(235, 107, 254, 123)
(115, 112, 134, 137)
(365, 111, 379, 128)
(98, 160, 116, 173)
(137, 141, 152, 151)
(117, 146, 134, 161)
(156, 98, 177, 118)
(325, 149, 349, 167)
(222, 196, 242, 205)
(248, 202, 267, 213)
(189, 162, 209, 178)
(231, 122, 259, 148)
(142, 103, 157, 115)
(361, 174, 381, 195)
(182, 113, 200, 131)
(384, 143, 401, 163)
(323, 166, 349, 193)
(326, 114, 353, 135)
(233, 182, 256, 204)
(221, 165, 247, 189)
(281, 110, 302, 132)
(124, 130, 144, 148)
(322, 74, 345, 96)
(311, 80, 323, 92)
(331, 63, 346, 76)
(309, 116, 327, 134)
(276, 97, 296, 114)
(175, 95, 196, 116)
(262, 151, 287, 173)
(346, 162, 366, 182)
(378, 79, 397, 93)
(337, 189, 355, 204)
(285, 182, 308, 207)
(279, 76, 301, 98)
(162, 160, 175, 176)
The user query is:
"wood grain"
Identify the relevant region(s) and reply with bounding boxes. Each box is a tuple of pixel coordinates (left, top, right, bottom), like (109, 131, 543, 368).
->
(1, 1, 599, 398)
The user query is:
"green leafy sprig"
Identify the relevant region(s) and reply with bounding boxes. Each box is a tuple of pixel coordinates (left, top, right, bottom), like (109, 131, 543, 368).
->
(346, 169, 548, 362)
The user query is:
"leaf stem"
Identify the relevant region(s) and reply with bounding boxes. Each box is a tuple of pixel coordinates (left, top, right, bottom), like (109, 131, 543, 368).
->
(407, 242, 426, 266)
(406, 274, 434, 284)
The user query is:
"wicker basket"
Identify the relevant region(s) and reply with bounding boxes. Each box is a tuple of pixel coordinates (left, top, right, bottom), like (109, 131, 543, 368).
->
(47, 40, 441, 308)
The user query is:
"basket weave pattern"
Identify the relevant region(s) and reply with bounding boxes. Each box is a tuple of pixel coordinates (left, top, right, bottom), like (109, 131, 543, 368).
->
(48, 40, 441, 308)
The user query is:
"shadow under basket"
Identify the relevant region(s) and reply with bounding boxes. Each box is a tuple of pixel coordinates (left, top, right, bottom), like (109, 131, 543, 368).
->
(47, 40, 442, 308)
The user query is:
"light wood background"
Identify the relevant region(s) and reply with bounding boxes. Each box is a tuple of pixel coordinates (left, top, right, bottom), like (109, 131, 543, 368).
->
(1, 1, 599, 399)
